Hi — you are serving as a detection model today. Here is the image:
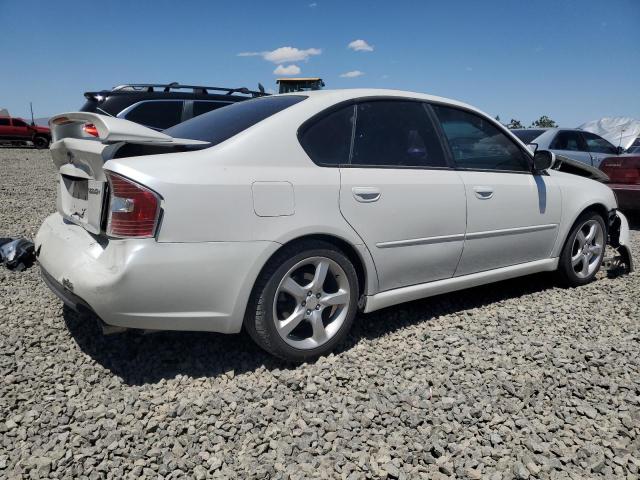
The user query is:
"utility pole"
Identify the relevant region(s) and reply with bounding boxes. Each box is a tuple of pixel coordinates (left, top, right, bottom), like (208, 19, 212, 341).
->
(30, 102, 35, 126)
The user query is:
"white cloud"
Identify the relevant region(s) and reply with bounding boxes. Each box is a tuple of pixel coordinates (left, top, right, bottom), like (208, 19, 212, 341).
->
(309, 2, 317, 7)
(273, 64, 301, 75)
(265, 46, 321, 63)
(348, 39, 374, 52)
(239, 46, 321, 64)
(340, 70, 365, 78)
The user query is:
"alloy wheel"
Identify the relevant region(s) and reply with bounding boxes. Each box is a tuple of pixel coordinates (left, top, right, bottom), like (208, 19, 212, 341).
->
(570, 219, 605, 279)
(273, 256, 351, 350)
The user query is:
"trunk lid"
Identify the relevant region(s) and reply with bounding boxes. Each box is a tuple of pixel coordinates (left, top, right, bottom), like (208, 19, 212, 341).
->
(48, 112, 208, 235)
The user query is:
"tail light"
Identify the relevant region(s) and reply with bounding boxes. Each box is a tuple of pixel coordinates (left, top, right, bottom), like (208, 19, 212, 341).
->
(105, 172, 161, 238)
(83, 123, 99, 137)
(600, 157, 640, 185)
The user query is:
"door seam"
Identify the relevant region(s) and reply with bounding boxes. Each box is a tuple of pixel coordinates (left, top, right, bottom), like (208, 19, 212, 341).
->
(451, 169, 468, 277)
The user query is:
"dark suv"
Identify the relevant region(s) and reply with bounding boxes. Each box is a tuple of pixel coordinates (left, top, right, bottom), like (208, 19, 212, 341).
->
(80, 82, 267, 130)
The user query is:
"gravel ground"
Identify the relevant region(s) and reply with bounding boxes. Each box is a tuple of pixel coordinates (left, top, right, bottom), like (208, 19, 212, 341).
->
(1, 148, 639, 480)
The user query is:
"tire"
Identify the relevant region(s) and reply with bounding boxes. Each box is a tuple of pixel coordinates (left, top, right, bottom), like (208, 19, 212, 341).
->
(557, 211, 606, 286)
(33, 136, 49, 149)
(244, 240, 359, 362)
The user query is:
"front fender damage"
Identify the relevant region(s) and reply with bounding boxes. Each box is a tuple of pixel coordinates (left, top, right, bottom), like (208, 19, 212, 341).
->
(605, 210, 634, 275)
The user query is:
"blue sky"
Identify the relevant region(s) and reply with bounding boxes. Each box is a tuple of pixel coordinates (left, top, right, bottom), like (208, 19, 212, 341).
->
(1, 0, 638, 126)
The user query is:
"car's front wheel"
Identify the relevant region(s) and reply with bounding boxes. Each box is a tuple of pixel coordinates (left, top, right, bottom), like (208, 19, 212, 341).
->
(33, 136, 50, 149)
(245, 240, 359, 362)
(558, 211, 606, 286)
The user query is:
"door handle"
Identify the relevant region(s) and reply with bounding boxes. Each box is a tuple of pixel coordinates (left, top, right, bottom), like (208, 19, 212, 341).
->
(352, 187, 381, 203)
(473, 186, 494, 199)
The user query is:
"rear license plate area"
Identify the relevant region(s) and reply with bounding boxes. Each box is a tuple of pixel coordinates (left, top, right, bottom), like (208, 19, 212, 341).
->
(61, 174, 89, 221)
(63, 175, 88, 200)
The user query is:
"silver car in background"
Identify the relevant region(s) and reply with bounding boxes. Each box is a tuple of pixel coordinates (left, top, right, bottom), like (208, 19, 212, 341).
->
(512, 128, 623, 168)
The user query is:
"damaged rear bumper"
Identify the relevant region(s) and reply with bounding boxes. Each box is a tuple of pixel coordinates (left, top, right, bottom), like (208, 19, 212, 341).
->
(35, 213, 280, 333)
(607, 209, 634, 273)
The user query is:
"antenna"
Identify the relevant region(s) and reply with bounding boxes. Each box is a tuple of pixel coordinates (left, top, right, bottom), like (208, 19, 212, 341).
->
(29, 102, 35, 126)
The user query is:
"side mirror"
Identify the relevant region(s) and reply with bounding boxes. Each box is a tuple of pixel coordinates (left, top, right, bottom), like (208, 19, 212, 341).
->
(616, 146, 625, 155)
(533, 150, 555, 173)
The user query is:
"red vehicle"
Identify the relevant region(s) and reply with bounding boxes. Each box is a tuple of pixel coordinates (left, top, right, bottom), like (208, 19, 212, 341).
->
(600, 155, 640, 211)
(0, 116, 51, 149)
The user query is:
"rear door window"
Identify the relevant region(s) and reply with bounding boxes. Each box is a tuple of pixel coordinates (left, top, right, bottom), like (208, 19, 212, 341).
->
(550, 131, 587, 151)
(351, 101, 447, 168)
(0, 118, 9, 126)
(432, 105, 530, 172)
(12, 119, 28, 127)
(582, 131, 617, 154)
(124, 101, 184, 129)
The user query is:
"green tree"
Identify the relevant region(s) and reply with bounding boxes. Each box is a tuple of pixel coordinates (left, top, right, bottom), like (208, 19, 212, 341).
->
(530, 115, 557, 128)
(507, 119, 524, 129)
(495, 115, 501, 123)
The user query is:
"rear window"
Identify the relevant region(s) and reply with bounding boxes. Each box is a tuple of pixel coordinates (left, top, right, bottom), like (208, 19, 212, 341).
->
(164, 95, 306, 145)
(511, 129, 545, 144)
(193, 101, 232, 117)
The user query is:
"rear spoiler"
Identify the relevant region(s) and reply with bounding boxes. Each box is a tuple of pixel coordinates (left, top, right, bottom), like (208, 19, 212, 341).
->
(49, 112, 208, 146)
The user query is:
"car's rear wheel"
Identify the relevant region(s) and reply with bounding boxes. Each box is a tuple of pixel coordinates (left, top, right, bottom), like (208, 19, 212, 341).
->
(558, 211, 606, 286)
(245, 240, 359, 362)
(33, 136, 49, 149)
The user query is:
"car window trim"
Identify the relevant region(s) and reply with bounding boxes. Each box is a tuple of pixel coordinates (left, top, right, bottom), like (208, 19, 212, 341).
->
(339, 164, 454, 171)
(423, 102, 456, 169)
(428, 100, 534, 174)
(183, 100, 193, 122)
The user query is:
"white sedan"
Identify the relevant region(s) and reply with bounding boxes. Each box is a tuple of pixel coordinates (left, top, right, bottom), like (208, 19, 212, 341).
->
(36, 89, 633, 361)
(511, 128, 623, 168)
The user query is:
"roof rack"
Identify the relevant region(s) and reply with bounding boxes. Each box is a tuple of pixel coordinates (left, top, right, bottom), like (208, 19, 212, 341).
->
(111, 82, 267, 97)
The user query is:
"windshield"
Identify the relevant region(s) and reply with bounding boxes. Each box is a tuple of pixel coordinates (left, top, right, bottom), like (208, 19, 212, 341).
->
(164, 95, 306, 144)
(511, 129, 545, 144)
